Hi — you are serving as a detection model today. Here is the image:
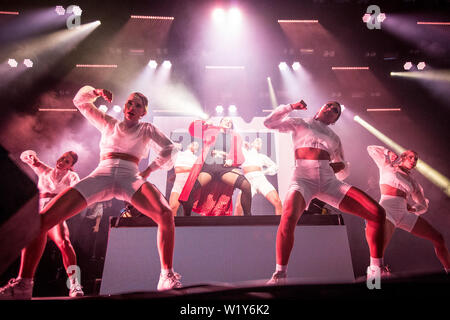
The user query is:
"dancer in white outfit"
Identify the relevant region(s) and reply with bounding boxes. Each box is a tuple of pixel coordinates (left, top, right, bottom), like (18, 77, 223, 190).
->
(169, 141, 199, 216)
(235, 138, 282, 215)
(367, 145, 450, 273)
(0, 85, 180, 299)
(264, 100, 386, 284)
(0, 150, 84, 298)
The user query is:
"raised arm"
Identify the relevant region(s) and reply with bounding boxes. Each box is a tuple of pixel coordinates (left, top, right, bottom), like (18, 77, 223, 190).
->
(140, 123, 179, 178)
(367, 145, 394, 169)
(73, 85, 115, 132)
(263, 100, 307, 132)
(20, 150, 52, 176)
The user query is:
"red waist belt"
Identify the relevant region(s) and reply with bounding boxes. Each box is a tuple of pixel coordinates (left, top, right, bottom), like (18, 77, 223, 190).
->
(101, 152, 140, 165)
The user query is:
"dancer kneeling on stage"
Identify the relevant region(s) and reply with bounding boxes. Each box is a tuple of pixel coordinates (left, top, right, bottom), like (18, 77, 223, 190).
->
(0, 85, 180, 300)
(367, 145, 450, 273)
(0, 150, 83, 298)
(179, 117, 252, 216)
(235, 138, 282, 215)
(264, 100, 386, 284)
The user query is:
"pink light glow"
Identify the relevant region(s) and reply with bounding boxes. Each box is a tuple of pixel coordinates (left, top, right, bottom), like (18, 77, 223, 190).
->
(130, 15, 174, 20)
(278, 19, 319, 23)
(76, 64, 118, 68)
(331, 66, 370, 70)
(417, 21, 450, 26)
(0, 11, 19, 15)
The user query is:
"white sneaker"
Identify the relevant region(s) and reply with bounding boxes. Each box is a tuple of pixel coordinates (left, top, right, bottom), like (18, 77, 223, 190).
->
(367, 265, 392, 279)
(157, 272, 182, 291)
(266, 271, 287, 285)
(69, 283, 84, 297)
(0, 278, 33, 300)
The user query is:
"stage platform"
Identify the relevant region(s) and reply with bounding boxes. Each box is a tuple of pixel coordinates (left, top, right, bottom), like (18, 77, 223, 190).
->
(100, 214, 355, 295)
(27, 272, 449, 317)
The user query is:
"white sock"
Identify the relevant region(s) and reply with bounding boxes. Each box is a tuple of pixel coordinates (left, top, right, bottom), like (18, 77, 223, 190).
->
(161, 268, 174, 276)
(68, 274, 80, 285)
(275, 264, 288, 273)
(370, 257, 384, 267)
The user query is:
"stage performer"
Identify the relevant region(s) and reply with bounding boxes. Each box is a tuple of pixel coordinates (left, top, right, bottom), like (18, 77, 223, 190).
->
(264, 100, 386, 284)
(0, 85, 180, 300)
(0, 150, 84, 298)
(169, 141, 199, 216)
(235, 138, 282, 215)
(367, 145, 450, 273)
(179, 117, 252, 216)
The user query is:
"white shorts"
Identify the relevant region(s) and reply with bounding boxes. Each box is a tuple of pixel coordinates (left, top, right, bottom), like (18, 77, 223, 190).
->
(73, 159, 147, 206)
(289, 159, 351, 209)
(244, 171, 276, 197)
(380, 195, 418, 232)
(171, 172, 190, 194)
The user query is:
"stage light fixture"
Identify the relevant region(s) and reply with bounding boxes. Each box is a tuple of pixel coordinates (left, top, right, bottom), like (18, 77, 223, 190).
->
(99, 105, 108, 113)
(377, 13, 386, 23)
(403, 62, 413, 70)
(216, 105, 224, 113)
(148, 60, 158, 69)
(113, 105, 122, 113)
(228, 8, 242, 24)
(55, 6, 66, 15)
(417, 62, 426, 70)
(279, 62, 288, 71)
(212, 8, 226, 24)
(292, 62, 301, 70)
(71, 5, 82, 16)
(8, 59, 18, 68)
(362, 13, 371, 23)
(23, 59, 33, 68)
(162, 60, 172, 69)
(228, 105, 237, 113)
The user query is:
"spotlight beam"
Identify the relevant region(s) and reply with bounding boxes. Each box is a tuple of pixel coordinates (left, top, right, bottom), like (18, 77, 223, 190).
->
(390, 70, 450, 82)
(266, 77, 278, 108)
(354, 115, 450, 197)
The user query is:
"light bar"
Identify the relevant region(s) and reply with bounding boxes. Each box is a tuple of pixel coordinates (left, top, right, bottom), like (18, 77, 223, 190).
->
(205, 66, 245, 70)
(300, 49, 314, 54)
(38, 108, 78, 112)
(278, 19, 319, 23)
(0, 11, 19, 15)
(129, 49, 145, 55)
(76, 64, 118, 68)
(332, 66, 370, 70)
(417, 22, 450, 26)
(130, 15, 174, 20)
(367, 108, 402, 112)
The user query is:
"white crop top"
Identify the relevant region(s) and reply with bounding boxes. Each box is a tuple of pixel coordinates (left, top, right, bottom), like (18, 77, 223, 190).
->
(242, 148, 278, 175)
(73, 85, 176, 169)
(174, 149, 197, 168)
(264, 104, 349, 179)
(367, 145, 429, 214)
(20, 150, 80, 195)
